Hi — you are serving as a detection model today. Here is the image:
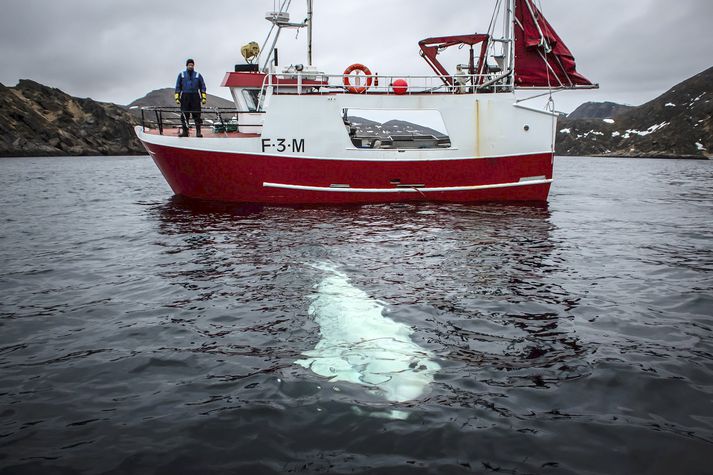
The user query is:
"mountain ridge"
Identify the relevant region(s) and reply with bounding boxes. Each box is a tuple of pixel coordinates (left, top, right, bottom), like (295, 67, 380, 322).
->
(567, 101, 634, 120)
(556, 66, 713, 158)
(128, 88, 234, 115)
(347, 116, 448, 139)
(0, 80, 144, 157)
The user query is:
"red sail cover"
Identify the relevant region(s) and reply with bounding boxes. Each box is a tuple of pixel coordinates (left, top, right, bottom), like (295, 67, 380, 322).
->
(514, 0, 593, 88)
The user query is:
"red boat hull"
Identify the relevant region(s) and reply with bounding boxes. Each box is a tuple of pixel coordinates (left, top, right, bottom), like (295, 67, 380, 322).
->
(143, 142, 553, 204)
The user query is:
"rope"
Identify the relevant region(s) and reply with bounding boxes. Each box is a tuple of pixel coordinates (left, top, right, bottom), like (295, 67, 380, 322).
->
(487, 0, 503, 37)
(536, 0, 557, 154)
(535, 0, 574, 87)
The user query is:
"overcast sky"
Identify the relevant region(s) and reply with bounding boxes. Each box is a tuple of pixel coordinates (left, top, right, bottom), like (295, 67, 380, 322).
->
(2, 0, 712, 113)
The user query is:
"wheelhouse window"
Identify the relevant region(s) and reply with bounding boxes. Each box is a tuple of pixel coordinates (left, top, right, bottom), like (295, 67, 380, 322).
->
(342, 109, 451, 149)
(242, 89, 261, 112)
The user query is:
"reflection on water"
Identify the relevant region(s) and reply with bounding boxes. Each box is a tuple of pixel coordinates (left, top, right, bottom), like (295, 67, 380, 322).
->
(150, 196, 588, 408)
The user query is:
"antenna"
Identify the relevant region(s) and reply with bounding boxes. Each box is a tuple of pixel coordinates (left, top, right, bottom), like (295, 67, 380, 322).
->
(307, 0, 313, 66)
(258, 0, 310, 71)
(503, 0, 515, 87)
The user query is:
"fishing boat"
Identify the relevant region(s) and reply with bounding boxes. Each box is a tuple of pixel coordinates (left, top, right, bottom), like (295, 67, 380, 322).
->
(135, 0, 596, 204)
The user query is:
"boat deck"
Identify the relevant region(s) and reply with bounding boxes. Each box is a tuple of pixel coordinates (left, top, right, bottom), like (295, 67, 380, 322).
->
(142, 127, 260, 139)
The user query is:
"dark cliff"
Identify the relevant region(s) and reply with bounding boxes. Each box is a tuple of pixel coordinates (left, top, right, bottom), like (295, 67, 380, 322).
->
(556, 67, 713, 158)
(567, 101, 634, 120)
(0, 80, 144, 157)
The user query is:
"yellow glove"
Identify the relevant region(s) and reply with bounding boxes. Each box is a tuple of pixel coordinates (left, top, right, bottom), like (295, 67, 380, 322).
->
(201, 92, 207, 105)
(174, 93, 180, 105)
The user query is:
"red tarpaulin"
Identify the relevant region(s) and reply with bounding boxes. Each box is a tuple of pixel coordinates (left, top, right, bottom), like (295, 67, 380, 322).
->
(514, 0, 594, 88)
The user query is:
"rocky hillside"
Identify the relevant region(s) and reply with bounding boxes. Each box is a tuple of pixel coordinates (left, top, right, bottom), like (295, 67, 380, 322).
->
(348, 116, 448, 139)
(557, 66, 713, 158)
(128, 88, 234, 116)
(0, 80, 144, 157)
(567, 101, 633, 120)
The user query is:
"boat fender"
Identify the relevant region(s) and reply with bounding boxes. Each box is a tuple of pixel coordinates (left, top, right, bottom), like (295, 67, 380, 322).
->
(392, 79, 408, 95)
(343, 63, 373, 94)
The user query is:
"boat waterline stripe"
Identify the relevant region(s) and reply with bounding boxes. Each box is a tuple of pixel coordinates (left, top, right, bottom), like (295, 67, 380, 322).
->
(263, 178, 552, 193)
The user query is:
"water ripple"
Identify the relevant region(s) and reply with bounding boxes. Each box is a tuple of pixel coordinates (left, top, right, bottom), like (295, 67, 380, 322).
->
(0, 156, 711, 473)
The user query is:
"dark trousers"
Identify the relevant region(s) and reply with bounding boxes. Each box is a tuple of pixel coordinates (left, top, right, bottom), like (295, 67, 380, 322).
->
(180, 93, 202, 131)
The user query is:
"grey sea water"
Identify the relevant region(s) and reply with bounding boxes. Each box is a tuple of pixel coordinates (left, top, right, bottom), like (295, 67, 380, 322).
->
(0, 155, 712, 474)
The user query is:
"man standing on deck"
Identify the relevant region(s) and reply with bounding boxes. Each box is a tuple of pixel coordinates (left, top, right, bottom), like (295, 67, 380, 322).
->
(175, 59, 207, 137)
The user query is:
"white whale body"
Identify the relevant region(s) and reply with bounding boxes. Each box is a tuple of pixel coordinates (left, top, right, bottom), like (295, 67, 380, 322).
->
(296, 264, 440, 405)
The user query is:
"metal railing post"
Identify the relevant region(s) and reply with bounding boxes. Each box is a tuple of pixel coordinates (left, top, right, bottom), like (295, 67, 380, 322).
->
(155, 109, 163, 135)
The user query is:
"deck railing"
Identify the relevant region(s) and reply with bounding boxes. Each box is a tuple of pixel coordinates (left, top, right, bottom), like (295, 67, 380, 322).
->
(261, 71, 513, 98)
(139, 71, 512, 132)
(139, 107, 265, 135)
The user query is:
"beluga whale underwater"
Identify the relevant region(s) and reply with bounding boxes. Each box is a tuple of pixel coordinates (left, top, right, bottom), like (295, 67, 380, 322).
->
(296, 263, 441, 418)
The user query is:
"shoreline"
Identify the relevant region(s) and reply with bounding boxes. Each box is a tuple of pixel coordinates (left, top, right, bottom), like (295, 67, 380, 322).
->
(1, 152, 709, 160)
(558, 153, 711, 160)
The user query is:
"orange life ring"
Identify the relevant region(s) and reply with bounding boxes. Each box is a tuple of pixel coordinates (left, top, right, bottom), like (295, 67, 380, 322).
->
(343, 63, 373, 94)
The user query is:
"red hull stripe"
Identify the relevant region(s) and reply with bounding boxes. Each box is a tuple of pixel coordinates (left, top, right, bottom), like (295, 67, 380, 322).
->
(142, 141, 553, 204)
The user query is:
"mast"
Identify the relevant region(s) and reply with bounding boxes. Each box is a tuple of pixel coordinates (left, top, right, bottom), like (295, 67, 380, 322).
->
(504, 0, 515, 88)
(259, 0, 314, 71)
(259, 0, 291, 72)
(307, 0, 313, 66)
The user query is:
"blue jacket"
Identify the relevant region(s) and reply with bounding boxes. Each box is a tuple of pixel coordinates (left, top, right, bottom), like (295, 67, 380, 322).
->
(175, 70, 206, 95)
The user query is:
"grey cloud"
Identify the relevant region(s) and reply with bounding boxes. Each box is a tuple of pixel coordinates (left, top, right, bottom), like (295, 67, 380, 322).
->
(1, 0, 711, 111)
